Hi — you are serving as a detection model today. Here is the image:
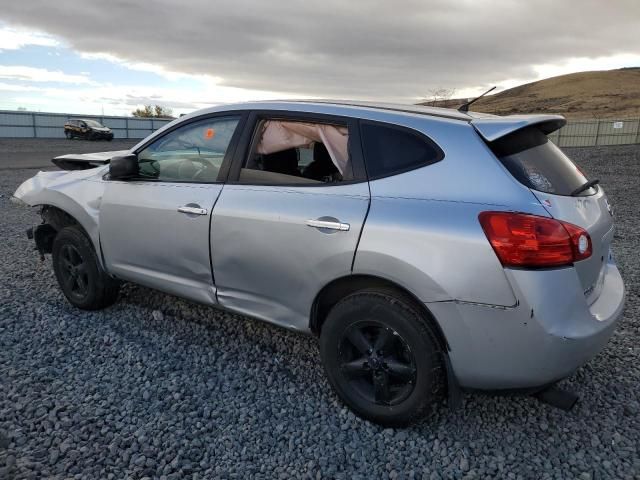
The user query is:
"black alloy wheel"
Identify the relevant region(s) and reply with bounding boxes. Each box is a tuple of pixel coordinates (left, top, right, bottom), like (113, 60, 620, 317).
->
(320, 288, 445, 427)
(338, 321, 417, 406)
(52, 226, 120, 310)
(58, 243, 90, 302)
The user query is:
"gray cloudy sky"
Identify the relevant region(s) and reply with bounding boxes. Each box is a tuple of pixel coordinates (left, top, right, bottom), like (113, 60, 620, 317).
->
(1, 0, 639, 113)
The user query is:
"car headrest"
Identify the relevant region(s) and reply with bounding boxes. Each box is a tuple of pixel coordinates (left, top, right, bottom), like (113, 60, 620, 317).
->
(313, 142, 332, 164)
(262, 148, 299, 175)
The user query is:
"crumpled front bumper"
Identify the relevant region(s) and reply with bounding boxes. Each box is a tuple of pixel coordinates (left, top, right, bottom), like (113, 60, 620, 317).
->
(93, 131, 113, 139)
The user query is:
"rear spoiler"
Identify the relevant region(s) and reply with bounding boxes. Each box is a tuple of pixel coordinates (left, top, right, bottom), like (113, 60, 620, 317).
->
(471, 114, 566, 142)
(52, 150, 130, 170)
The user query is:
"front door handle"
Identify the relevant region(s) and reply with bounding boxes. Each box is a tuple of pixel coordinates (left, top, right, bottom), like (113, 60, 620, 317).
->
(178, 205, 208, 215)
(306, 219, 350, 231)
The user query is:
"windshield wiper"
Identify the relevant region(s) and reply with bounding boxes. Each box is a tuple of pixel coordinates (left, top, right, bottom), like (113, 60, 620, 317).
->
(571, 178, 599, 196)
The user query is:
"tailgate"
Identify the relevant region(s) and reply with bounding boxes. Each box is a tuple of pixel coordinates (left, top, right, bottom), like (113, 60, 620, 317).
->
(532, 188, 614, 301)
(480, 115, 614, 300)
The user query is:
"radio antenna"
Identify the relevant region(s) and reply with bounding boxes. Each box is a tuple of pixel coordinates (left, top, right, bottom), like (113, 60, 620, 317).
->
(458, 86, 496, 112)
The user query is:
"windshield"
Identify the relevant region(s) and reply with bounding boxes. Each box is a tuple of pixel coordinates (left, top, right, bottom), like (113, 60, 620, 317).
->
(83, 120, 104, 128)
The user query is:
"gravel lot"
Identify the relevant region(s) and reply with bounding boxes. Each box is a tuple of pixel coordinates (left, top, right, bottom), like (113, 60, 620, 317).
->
(1, 144, 639, 479)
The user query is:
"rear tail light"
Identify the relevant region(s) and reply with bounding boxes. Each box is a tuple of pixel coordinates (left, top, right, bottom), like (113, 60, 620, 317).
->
(478, 211, 592, 268)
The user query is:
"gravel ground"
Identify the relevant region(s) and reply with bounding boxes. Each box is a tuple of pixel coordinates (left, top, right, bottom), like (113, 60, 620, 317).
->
(0, 144, 639, 479)
(0, 138, 139, 170)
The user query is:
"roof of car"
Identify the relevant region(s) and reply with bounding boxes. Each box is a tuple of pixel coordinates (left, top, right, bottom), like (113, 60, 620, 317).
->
(282, 100, 476, 120)
(220, 99, 477, 121)
(133, 100, 565, 151)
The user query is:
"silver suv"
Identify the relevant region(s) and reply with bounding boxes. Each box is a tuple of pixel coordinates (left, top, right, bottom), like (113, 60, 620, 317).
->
(13, 101, 625, 426)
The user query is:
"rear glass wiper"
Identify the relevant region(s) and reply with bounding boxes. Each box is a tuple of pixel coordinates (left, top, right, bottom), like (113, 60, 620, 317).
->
(571, 178, 599, 196)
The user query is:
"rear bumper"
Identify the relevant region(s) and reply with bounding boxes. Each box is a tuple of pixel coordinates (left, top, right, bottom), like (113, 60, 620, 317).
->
(429, 256, 625, 390)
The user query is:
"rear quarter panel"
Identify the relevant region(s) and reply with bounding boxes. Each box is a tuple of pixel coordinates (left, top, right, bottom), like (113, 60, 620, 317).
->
(354, 117, 551, 306)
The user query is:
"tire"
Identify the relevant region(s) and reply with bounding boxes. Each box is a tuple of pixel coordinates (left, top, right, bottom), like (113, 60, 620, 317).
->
(52, 226, 120, 310)
(320, 288, 445, 427)
(65, 130, 72, 139)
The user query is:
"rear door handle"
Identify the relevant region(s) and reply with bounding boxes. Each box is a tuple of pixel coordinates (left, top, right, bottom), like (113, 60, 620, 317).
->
(306, 219, 350, 231)
(178, 205, 208, 215)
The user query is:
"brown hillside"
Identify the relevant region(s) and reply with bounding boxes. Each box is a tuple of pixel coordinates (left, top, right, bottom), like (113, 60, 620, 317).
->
(423, 68, 640, 119)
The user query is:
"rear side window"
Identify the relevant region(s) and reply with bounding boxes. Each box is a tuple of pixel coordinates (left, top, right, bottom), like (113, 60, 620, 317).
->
(239, 119, 352, 185)
(360, 122, 443, 179)
(490, 127, 594, 196)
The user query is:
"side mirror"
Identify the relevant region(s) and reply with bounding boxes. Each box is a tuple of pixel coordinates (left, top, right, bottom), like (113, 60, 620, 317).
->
(109, 154, 139, 179)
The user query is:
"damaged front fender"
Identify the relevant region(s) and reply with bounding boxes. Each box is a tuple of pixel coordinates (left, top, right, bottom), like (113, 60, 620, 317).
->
(13, 167, 109, 265)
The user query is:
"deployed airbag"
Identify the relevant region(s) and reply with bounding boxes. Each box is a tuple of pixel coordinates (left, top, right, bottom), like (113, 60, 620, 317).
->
(256, 121, 349, 175)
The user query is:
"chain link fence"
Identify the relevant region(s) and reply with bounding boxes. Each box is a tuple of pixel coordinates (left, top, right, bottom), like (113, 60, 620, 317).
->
(547, 118, 640, 147)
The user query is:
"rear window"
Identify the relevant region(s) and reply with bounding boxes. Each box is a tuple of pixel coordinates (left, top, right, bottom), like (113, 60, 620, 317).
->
(490, 127, 594, 196)
(361, 122, 443, 179)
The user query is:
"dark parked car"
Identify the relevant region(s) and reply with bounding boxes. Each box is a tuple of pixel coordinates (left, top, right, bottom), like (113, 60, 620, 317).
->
(64, 119, 113, 141)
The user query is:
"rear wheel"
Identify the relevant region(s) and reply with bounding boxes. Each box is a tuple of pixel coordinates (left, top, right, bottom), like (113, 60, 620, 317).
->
(52, 226, 120, 310)
(65, 130, 72, 139)
(320, 289, 445, 427)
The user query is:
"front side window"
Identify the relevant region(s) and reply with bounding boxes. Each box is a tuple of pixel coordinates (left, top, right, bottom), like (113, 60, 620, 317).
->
(137, 116, 240, 182)
(239, 119, 352, 185)
(361, 122, 443, 179)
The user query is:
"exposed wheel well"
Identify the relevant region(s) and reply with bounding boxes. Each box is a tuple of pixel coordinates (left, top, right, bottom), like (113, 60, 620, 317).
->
(310, 274, 449, 351)
(35, 205, 89, 255)
(41, 205, 81, 232)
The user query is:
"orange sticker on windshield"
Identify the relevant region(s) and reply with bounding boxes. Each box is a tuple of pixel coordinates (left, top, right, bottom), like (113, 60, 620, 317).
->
(205, 128, 215, 139)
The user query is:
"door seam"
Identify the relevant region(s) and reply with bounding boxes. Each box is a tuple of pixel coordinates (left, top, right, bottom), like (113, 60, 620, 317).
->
(351, 183, 372, 271)
(209, 185, 225, 303)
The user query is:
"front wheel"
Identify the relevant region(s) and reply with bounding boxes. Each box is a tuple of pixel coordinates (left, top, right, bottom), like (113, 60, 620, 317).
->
(52, 226, 120, 310)
(320, 289, 445, 427)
